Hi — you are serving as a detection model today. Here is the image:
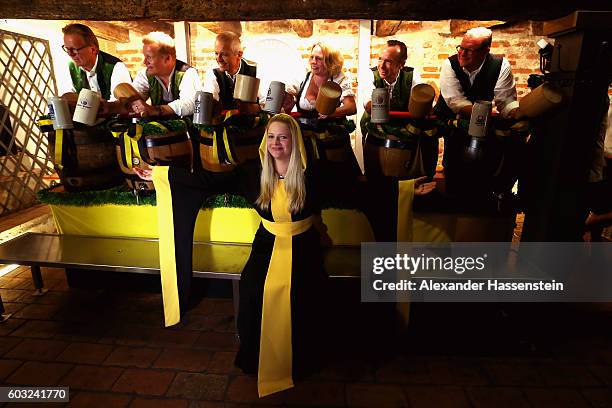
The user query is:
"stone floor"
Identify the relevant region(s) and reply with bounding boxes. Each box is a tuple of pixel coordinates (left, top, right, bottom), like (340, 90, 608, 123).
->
(1, 266, 612, 407)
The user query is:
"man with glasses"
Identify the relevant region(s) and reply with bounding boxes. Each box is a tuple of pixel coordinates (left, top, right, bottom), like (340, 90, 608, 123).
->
(434, 27, 522, 197)
(202, 31, 257, 110)
(130, 32, 201, 117)
(434, 27, 519, 120)
(61, 23, 131, 102)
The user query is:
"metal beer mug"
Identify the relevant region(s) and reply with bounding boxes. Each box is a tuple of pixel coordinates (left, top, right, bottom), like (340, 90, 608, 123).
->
(193, 91, 213, 125)
(48, 96, 73, 130)
(468, 100, 492, 137)
(370, 88, 390, 124)
(263, 81, 285, 114)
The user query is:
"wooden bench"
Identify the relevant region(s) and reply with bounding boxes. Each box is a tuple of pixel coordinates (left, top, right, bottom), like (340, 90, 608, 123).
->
(0, 232, 361, 324)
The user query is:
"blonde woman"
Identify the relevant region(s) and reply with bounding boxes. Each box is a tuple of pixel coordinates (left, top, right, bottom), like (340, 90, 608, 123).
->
(134, 113, 435, 398)
(284, 42, 356, 119)
(135, 113, 339, 397)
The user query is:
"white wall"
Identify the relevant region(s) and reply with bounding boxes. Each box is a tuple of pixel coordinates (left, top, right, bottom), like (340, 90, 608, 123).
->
(1, 19, 73, 96)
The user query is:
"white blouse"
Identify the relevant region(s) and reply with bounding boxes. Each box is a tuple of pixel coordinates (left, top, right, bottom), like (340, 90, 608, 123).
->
(297, 71, 355, 111)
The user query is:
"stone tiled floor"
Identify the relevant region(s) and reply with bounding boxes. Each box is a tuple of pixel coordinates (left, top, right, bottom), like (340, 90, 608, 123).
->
(1, 266, 612, 407)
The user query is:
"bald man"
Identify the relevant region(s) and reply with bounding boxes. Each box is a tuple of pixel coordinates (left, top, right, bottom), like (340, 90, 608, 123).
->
(434, 27, 519, 120)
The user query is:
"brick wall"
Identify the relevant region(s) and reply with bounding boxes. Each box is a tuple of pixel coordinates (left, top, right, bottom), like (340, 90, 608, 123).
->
(102, 19, 610, 103)
(185, 19, 548, 100)
(114, 30, 146, 79)
(189, 20, 361, 88)
(369, 20, 551, 99)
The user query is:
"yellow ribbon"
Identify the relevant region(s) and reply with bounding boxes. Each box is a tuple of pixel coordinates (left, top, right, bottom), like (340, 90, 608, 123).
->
(148, 121, 169, 133)
(38, 119, 53, 126)
(151, 166, 181, 327)
(424, 128, 438, 137)
(54, 129, 63, 170)
(224, 110, 237, 122)
(111, 124, 144, 169)
(258, 180, 313, 397)
(302, 130, 320, 160)
(511, 121, 530, 132)
(495, 129, 511, 137)
(406, 124, 421, 135)
(396, 179, 416, 242)
(124, 124, 144, 169)
(211, 129, 219, 164)
(222, 128, 236, 165)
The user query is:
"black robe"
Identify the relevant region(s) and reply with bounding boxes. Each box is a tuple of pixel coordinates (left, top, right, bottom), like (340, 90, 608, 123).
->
(161, 160, 363, 378)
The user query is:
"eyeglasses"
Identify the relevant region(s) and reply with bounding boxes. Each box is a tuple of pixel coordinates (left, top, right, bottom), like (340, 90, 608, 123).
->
(456, 45, 484, 55)
(62, 45, 89, 55)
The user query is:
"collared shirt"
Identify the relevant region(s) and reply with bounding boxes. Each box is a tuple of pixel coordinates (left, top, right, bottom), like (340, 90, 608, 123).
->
(132, 65, 201, 117)
(64, 54, 132, 101)
(362, 68, 422, 108)
(439, 56, 519, 117)
(203, 59, 265, 102)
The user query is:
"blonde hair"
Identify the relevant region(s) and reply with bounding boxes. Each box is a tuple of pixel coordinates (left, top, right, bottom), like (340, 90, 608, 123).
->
(256, 115, 306, 214)
(143, 31, 176, 58)
(465, 27, 493, 48)
(311, 42, 344, 78)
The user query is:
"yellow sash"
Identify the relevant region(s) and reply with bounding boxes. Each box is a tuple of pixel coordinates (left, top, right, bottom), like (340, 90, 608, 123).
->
(151, 166, 181, 327)
(210, 128, 236, 165)
(112, 124, 144, 169)
(396, 179, 415, 242)
(54, 129, 64, 170)
(396, 179, 416, 324)
(258, 180, 313, 397)
(38, 119, 64, 169)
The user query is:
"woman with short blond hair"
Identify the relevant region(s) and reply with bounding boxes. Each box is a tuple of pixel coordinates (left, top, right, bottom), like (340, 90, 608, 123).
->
(285, 42, 356, 119)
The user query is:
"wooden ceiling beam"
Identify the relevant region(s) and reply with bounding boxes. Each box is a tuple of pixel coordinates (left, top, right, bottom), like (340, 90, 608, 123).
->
(198, 21, 243, 36)
(2, 0, 610, 21)
(449, 20, 506, 36)
(289, 20, 314, 38)
(112, 20, 174, 37)
(69, 21, 130, 43)
(375, 21, 423, 37)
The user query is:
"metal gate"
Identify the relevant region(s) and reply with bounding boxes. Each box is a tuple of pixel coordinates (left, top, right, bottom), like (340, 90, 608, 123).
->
(0, 29, 56, 216)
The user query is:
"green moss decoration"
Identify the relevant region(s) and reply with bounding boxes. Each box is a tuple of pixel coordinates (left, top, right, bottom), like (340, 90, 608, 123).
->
(37, 186, 357, 210)
(37, 186, 157, 207)
(194, 111, 270, 133)
(142, 119, 187, 136)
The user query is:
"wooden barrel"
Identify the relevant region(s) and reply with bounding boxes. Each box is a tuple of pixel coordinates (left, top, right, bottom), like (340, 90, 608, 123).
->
(444, 119, 529, 196)
(46, 124, 124, 192)
(364, 133, 420, 178)
(301, 124, 361, 175)
(113, 120, 193, 191)
(198, 117, 263, 172)
(363, 120, 438, 179)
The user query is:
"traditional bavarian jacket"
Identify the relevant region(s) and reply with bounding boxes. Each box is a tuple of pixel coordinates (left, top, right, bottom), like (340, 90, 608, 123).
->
(203, 58, 257, 109)
(434, 53, 519, 119)
(67, 51, 131, 101)
(132, 59, 201, 117)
